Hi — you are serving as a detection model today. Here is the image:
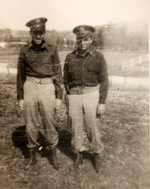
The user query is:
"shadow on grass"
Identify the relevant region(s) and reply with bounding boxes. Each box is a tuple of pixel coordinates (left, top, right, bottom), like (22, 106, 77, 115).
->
(11, 125, 75, 160)
(11, 126, 95, 168)
(56, 128, 74, 160)
(11, 125, 29, 158)
(57, 127, 96, 168)
(11, 125, 52, 159)
(11, 126, 97, 174)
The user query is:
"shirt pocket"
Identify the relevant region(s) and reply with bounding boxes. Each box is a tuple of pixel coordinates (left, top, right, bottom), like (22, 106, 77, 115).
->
(87, 61, 100, 80)
(88, 60, 100, 73)
(68, 64, 81, 80)
(25, 55, 37, 71)
(26, 56, 34, 64)
(41, 54, 53, 64)
(25, 51, 35, 64)
(41, 55, 53, 72)
(41, 62, 53, 74)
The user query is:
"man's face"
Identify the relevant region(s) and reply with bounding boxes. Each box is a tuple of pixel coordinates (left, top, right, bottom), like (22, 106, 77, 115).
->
(77, 37, 92, 51)
(30, 30, 45, 45)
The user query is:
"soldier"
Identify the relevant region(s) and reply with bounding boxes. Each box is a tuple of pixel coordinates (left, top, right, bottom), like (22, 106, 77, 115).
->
(17, 17, 63, 170)
(63, 25, 109, 173)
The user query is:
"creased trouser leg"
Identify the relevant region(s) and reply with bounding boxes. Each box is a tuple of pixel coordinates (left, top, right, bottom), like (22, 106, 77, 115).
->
(24, 81, 58, 149)
(38, 84, 58, 147)
(83, 90, 103, 153)
(24, 81, 39, 148)
(68, 95, 83, 152)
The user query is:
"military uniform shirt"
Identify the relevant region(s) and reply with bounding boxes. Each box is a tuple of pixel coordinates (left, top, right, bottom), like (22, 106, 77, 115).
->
(64, 49, 109, 104)
(17, 42, 63, 100)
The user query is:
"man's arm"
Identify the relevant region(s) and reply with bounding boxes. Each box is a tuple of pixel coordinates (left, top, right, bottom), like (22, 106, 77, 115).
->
(17, 47, 26, 110)
(97, 53, 109, 114)
(17, 47, 26, 101)
(52, 47, 63, 100)
(99, 53, 109, 104)
(63, 56, 70, 94)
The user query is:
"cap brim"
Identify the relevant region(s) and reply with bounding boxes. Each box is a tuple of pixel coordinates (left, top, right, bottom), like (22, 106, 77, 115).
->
(76, 32, 93, 40)
(31, 26, 45, 31)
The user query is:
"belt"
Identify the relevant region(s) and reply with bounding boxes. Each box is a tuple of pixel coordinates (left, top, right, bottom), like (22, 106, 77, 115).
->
(69, 85, 98, 95)
(26, 76, 53, 84)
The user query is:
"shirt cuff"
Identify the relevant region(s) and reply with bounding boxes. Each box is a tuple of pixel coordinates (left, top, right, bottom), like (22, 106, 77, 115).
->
(99, 98, 106, 104)
(56, 90, 63, 99)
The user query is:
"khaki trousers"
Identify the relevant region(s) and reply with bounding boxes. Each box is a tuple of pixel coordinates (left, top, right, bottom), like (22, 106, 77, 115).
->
(68, 90, 103, 154)
(23, 80, 58, 149)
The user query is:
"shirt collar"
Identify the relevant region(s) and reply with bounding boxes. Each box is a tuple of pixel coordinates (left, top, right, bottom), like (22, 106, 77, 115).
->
(41, 42, 49, 50)
(28, 40, 49, 51)
(73, 49, 93, 57)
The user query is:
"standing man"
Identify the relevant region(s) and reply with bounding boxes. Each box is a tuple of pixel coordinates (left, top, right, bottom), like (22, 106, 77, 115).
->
(17, 17, 63, 170)
(64, 25, 108, 173)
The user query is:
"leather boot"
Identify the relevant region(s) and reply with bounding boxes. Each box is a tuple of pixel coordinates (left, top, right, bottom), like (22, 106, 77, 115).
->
(94, 153, 99, 173)
(49, 146, 59, 170)
(25, 147, 37, 170)
(74, 152, 83, 170)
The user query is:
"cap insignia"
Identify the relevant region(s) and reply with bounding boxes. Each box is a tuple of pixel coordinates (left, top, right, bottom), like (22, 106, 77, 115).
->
(35, 19, 40, 24)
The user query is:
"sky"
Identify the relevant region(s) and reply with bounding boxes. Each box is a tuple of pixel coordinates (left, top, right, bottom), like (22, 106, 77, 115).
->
(0, 0, 149, 31)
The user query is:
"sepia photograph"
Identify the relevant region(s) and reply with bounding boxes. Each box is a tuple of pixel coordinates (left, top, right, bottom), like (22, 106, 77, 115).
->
(0, 0, 149, 188)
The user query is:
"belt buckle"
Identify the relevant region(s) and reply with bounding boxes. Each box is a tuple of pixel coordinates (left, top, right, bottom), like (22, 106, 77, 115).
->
(77, 85, 84, 94)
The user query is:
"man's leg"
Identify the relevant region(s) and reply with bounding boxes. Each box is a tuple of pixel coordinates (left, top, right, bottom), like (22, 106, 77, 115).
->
(38, 83, 59, 169)
(24, 81, 40, 169)
(83, 90, 103, 173)
(68, 94, 84, 169)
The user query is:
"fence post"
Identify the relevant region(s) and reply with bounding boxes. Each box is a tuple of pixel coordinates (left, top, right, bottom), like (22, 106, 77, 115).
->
(109, 75, 112, 86)
(6, 64, 9, 75)
(124, 76, 126, 84)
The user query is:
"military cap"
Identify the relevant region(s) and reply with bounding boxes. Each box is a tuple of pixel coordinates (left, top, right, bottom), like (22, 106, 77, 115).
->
(26, 17, 47, 31)
(73, 25, 95, 40)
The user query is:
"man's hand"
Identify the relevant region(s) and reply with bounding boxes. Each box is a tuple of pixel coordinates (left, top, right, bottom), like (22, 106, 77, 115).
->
(18, 100, 24, 110)
(56, 99, 62, 107)
(97, 103, 106, 115)
(60, 84, 64, 90)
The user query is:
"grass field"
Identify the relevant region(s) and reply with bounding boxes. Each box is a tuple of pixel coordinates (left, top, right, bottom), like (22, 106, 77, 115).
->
(0, 47, 148, 78)
(0, 73, 149, 189)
